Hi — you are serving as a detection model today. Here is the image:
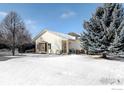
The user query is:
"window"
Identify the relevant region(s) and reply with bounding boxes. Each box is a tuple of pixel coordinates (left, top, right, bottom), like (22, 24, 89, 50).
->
(48, 43, 51, 49)
(37, 44, 40, 50)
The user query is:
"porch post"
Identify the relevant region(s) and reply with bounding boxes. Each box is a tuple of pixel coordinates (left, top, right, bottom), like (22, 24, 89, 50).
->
(66, 40, 69, 54)
(35, 41, 38, 53)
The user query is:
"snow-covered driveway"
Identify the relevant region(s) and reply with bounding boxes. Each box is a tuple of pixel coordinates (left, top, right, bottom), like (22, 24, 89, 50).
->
(0, 54, 124, 85)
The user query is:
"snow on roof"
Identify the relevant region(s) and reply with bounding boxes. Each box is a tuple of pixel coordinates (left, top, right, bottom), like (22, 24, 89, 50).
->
(48, 30, 76, 40)
(33, 29, 76, 41)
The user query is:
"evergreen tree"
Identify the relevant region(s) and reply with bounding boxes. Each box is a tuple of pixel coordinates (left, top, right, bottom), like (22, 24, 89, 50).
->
(80, 32, 89, 54)
(81, 3, 124, 58)
(109, 24, 124, 54)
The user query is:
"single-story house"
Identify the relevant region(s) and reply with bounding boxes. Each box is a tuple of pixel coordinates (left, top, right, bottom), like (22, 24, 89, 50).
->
(33, 29, 82, 54)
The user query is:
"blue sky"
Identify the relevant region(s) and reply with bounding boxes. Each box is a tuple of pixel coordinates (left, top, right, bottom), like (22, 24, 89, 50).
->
(0, 3, 101, 38)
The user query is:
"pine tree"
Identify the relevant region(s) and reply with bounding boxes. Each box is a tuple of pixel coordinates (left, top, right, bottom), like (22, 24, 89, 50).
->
(80, 32, 89, 54)
(109, 25, 124, 54)
(81, 3, 124, 58)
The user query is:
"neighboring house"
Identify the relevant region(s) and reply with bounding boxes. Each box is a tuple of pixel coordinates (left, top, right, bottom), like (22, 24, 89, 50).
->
(33, 29, 82, 54)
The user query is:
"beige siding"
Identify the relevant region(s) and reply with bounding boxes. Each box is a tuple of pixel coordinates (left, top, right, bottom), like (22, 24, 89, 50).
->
(69, 40, 82, 50)
(36, 31, 68, 54)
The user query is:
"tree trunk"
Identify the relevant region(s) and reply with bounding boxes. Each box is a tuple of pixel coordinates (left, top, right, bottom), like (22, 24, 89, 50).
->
(12, 31, 15, 56)
(101, 53, 107, 58)
(12, 47, 15, 56)
(12, 20, 15, 56)
(12, 15, 16, 56)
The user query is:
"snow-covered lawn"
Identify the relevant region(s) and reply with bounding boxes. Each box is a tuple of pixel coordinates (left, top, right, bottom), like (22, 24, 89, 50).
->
(0, 54, 124, 85)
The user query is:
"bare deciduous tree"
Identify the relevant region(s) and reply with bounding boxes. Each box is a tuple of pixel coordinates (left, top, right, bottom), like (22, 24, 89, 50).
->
(1, 11, 31, 56)
(0, 24, 5, 44)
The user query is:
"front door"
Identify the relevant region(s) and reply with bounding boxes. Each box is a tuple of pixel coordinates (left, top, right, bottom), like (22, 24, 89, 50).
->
(39, 43, 47, 53)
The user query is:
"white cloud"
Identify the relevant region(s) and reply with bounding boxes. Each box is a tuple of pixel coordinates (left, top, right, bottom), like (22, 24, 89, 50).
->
(0, 12, 7, 17)
(25, 19, 37, 29)
(61, 10, 76, 19)
(25, 19, 36, 25)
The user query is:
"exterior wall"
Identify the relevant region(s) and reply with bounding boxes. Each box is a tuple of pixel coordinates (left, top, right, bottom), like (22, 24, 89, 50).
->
(35, 31, 68, 54)
(68, 40, 82, 50)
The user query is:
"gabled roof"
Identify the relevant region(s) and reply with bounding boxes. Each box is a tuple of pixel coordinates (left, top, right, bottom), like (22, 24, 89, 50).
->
(33, 29, 47, 41)
(33, 29, 76, 41)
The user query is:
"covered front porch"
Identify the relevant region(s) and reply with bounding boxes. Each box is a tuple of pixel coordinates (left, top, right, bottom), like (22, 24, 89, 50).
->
(36, 40, 69, 54)
(36, 41, 51, 54)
